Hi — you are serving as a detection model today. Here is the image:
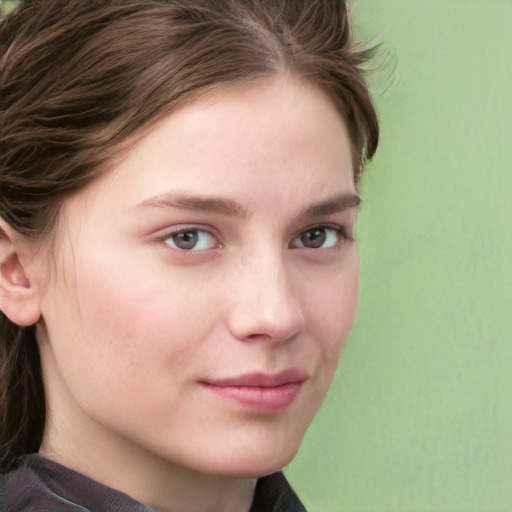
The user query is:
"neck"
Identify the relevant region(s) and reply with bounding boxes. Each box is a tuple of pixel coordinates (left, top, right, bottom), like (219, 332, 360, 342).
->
(38, 347, 258, 512)
(39, 432, 257, 512)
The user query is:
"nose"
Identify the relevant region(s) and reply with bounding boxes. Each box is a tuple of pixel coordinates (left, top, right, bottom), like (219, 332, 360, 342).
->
(227, 251, 306, 343)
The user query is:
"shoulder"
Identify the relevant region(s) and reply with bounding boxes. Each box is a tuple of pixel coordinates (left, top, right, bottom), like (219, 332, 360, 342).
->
(1, 456, 79, 511)
(0, 455, 155, 512)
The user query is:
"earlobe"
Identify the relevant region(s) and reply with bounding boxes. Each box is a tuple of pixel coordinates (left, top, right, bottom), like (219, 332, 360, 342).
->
(0, 219, 42, 327)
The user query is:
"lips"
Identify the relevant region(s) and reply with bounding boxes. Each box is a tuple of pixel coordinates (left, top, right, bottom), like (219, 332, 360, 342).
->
(200, 368, 308, 412)
(204, 367, 309, 388)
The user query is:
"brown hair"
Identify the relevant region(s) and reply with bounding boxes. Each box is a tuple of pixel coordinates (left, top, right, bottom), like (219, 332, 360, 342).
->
(0, 0, 379, 471)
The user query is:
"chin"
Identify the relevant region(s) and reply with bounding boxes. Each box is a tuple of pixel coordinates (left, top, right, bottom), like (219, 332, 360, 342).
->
(192, 434, 303, 479)
(188, 408, 318, 478)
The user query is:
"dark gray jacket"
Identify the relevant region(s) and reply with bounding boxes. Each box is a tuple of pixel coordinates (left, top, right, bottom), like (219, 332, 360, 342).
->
(0, 455, 307, 512)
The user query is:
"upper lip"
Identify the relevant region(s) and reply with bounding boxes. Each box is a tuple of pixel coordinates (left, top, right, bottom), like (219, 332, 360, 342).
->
(203, 367, 309, 388)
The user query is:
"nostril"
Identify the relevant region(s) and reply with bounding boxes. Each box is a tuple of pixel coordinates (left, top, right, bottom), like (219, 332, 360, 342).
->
(245, 333, 273, 343)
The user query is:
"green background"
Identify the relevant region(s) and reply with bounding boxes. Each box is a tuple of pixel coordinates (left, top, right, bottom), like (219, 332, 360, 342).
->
(286, 1, 512, 511)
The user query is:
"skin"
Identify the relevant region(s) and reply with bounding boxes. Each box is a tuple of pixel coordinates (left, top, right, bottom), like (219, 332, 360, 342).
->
(1, 75, 359, 512)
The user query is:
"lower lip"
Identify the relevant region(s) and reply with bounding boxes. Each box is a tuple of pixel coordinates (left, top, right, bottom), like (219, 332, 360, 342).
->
(201, 382, 302, 412)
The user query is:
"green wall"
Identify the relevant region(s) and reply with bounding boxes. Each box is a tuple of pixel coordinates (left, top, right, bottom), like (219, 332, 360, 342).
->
(286, 1, 512, 511)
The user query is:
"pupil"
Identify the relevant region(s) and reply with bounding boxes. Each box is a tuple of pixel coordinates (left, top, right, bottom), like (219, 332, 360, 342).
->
(173, 231, 198, 250)
(301, 228, 326, 248)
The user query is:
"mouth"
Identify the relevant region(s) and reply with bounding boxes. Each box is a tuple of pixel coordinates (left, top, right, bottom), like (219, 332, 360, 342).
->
(200, 368, 308, 412)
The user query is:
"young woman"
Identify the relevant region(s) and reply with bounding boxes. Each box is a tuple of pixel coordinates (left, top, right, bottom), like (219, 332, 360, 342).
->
(0, 1, 379, 510)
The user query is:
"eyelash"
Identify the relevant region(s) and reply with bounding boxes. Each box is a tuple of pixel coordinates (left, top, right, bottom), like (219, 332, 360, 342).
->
(159, 226, 220, 252)
(157, 224, 353, 253)
(290, 224, 353, 250)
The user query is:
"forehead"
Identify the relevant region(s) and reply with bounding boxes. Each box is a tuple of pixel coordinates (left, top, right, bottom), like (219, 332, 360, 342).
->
(66, 76, 355, 225)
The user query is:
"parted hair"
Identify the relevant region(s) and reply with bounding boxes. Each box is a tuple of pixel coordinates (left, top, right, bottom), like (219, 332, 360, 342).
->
(0, 0, 379, 472)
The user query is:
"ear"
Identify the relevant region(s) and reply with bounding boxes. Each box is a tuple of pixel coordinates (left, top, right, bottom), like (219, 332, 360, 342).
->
(0, 219, 42, 326)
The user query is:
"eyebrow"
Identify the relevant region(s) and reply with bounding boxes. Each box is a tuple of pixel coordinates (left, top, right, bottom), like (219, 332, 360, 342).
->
(136, 191, 361, 219)
(299, 192, 361, 218)
(137, 192, 249, 218)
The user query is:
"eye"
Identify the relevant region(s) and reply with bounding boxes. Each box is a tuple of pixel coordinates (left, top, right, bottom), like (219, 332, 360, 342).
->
(163, 228, 218, 251)
(292, 226, 348, 249)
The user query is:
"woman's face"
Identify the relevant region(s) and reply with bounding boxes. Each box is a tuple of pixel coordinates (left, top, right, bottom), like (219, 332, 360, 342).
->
(36, 76, 359, 477)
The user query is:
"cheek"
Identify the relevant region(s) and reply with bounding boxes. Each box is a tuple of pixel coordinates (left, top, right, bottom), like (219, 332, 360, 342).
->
(307, 253, 359, 379)
(47, 248, 221, 411)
